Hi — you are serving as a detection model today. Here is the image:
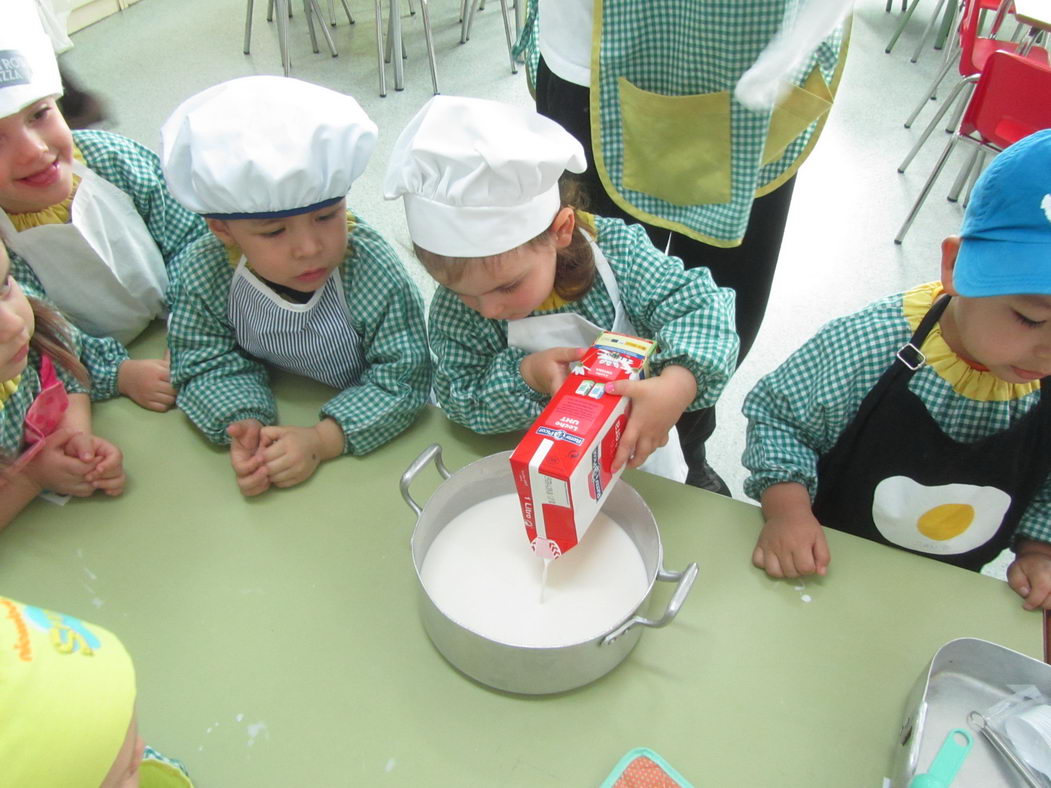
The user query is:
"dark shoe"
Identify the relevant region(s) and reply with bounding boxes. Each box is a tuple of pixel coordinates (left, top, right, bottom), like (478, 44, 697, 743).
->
(685, 462, 731, 497)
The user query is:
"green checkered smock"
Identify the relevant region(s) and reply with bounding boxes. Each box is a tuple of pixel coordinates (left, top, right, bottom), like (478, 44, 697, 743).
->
(743, 285, 1051, 544)
(168, 214, 431, 456)
(516, 0, 848, 246)
(6, 130, 209, 401)
(429, 216, 738, 434)
(1, 347, 89, 456)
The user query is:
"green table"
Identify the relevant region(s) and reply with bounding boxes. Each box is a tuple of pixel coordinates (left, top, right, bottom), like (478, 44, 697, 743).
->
(1, 331, 1040, 787)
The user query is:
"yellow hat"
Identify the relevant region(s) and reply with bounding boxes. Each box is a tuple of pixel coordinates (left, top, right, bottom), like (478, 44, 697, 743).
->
(0, 596, 136, 787)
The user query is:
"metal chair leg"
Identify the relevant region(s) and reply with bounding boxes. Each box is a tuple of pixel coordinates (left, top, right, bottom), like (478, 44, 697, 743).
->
(305, 0, 338, 56)
(340, 0, 354, 24)
(244, 0, 255, 54)
(374, 0, 387, 96)
(498, 0, 518, 74)
(899, 75, 977, 173)
(960, 148, 988, 208)
(903, 56, 955, 128)
(895, 134, 964, 243)
(462, 0, 480, 43)
(886, 0, 924, 54)
(947, 144, 980, 201)
(275, 0, 291, 75)
(910, 0, 948, 62)
(419, 0, 439, 94)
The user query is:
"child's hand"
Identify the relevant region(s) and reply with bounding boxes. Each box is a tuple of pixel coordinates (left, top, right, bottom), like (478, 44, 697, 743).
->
(520, 347, 586, 396)
(21, 426, 97, 497)
(117, 357, 177, 412)
(228, 419, 270, 497)
(82, 437, 125, 496)
(259, 419, 345, 489)
(605, 365, 696, 472)
(1008, 540, 1051, 610)
(754, 482, 830, 578)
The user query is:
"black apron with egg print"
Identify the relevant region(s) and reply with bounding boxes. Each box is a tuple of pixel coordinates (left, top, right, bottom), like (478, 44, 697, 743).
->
(812, 295, 1051, 571)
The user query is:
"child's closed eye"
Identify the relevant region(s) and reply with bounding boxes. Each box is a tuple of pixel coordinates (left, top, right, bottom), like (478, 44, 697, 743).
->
(0, 275, 12, 299)
(316, 210, 339, 223)
(1015, 311, 1045, 328)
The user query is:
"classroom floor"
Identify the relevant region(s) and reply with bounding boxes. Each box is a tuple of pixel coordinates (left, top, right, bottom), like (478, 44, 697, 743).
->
(60, 0, 1010, 574)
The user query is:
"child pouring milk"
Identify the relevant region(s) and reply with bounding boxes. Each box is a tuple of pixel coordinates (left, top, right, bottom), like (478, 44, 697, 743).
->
(383, 96, 738, 484)
(160, 77, 431, 496)
(744, 129, 1051, 610)
(0, 595, 194, 786)
(0, 241, 124, 527)
(0, 0, 208, 412)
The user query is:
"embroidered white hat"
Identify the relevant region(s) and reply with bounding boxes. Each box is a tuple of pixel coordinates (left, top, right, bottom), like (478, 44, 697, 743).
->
(0, 0, 63, 119)
(160, 76, 377, 219)
(383, 95, 587, 257)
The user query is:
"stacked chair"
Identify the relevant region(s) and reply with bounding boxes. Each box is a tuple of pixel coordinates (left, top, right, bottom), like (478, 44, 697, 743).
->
(895, 49, 1051, 242)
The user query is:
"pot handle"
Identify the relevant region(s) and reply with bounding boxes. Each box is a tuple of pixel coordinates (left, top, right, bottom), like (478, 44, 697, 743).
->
(601, 562, 699, 646)
(400, 443, 452, 517)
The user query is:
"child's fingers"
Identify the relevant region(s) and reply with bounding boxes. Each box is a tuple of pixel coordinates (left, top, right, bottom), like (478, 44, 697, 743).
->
(236, 466, 270, 497)
(64, 433, 96, 463)
(813, 535, 831, 576)
(93, 475, 125, 495)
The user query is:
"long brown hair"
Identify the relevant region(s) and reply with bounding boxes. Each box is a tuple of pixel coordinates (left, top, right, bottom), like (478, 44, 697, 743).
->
(28, 297, 89, 387)
(414, 178, 598, 304)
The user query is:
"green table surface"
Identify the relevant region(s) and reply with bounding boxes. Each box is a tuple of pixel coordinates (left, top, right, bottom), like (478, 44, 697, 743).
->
(1, 329, 1040, 787)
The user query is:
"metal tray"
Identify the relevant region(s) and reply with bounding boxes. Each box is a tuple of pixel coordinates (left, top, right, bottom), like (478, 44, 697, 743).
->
(891, 638, 1051, 786)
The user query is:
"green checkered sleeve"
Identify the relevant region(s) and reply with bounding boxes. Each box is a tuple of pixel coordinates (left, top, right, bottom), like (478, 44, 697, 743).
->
(168, 235, 276, 444)
(72, 130, 208, 290)
(596, 218, 738, 410)
(429, 285, 547, 434)
(319, 219, 431, 455)
(741, 302, 902, 501)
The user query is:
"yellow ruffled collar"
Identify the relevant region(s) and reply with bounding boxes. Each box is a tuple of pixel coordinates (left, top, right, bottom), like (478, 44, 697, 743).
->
(5, 146, 85, 231)
(904, 282, 1039, 402)
(0, 376, 21, 409)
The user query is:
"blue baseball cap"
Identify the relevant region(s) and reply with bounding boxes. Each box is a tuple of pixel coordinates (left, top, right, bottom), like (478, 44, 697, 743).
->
(955, 128, 1051, 297)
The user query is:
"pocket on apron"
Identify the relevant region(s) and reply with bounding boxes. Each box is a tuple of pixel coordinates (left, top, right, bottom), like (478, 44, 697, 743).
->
(760, 65, 833, 166)
(618, 78, 732, 206)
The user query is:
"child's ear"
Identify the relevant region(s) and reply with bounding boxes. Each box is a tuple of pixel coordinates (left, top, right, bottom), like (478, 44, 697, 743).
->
(550, 207, 576, 249)
(206, 218, 236, 246)
(940, 236, 962, 295)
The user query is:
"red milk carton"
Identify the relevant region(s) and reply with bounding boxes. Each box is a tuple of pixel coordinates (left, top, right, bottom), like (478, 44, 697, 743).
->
(510, 332, 657, 560)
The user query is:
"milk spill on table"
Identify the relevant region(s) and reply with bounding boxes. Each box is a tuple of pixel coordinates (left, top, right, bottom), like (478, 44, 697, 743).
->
(420, 494, 649, 648)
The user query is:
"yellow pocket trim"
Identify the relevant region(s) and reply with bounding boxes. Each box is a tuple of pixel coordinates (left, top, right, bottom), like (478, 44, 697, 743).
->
(618, 78, 732, 206)
(761, 65, 833, 166)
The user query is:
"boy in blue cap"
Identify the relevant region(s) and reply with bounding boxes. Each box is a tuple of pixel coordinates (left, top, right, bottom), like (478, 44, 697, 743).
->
(744, 129, 1051, 610)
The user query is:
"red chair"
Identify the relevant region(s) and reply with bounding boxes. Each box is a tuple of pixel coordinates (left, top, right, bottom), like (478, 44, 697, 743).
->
(896, 50, 1051, 242)
(898, 0, 1046, 172)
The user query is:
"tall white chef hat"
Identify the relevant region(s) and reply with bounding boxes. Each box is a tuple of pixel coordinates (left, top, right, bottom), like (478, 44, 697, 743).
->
(160, 76, 377, 219)
(0, 0, 63, 119)
(383, 95, 587, 258)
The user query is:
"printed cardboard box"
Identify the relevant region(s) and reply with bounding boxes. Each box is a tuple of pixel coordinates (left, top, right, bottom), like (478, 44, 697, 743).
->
(510, 332, 657, 559)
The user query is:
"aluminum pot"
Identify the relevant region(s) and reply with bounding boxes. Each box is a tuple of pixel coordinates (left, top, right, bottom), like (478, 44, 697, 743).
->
(400, 444, 699, 695)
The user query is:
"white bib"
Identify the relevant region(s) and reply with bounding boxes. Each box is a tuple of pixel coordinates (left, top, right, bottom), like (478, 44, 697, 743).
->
(0, 160, 168, 345)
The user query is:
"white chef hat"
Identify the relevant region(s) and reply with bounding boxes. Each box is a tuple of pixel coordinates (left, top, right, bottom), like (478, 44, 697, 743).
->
(383, 95, 586, 258)
(0, 0, 63, 119)
(160, 76, 377, 219)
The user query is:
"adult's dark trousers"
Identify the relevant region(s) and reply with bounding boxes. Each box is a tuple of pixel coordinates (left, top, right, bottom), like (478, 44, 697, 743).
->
(535, 57, 797, 492)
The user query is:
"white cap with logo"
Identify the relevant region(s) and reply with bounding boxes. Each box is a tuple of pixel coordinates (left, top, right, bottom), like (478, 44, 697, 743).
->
(0, 0, 63, 119)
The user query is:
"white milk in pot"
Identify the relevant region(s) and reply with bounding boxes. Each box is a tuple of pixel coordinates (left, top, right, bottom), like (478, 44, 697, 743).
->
(420, 493, 649, 648)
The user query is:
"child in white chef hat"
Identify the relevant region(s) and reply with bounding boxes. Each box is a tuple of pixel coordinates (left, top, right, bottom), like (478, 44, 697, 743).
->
(0, 594, 194, 787)
(161, 76, 431, 496)
(0, 0, 208, 413)
(384, 95, 738, 481)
